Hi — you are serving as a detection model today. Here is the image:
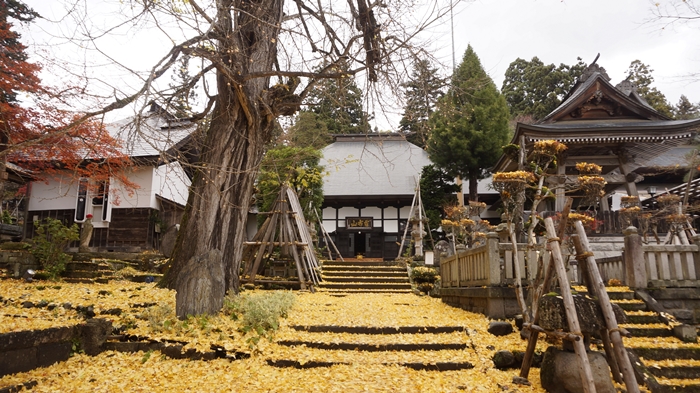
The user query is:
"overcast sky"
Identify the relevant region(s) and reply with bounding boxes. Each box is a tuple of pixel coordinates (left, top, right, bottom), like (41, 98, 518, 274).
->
(447, 0, 700, 105)
(20, 0, 700, 129)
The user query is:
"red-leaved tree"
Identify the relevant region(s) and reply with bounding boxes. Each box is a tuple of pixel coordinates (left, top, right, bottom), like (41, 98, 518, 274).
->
(0, 0, 134, 203)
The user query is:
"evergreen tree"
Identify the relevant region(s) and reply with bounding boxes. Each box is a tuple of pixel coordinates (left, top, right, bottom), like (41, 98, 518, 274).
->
(673, 95, 700, 120)
(427, 45, 511, 202)
(285, 111, 332, 150)
(305, 63, 370, 135)
(399, 59, 446, 148)
(626, 60, 673, 118)
(419, 164, 459, 239)
(256, 145, 324, 224)
(501, 56, 586, 121)
(167, 55, 198, 118)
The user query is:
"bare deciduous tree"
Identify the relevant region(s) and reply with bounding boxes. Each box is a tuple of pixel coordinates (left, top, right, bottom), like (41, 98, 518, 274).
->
(30, 0, 456, 317)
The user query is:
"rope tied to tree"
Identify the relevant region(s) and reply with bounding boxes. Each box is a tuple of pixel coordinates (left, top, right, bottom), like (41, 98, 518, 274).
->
(547, 237, 560, 243)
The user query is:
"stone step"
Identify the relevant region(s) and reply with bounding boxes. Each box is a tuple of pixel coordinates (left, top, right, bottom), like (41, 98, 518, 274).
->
(322, 265, 405, 272)
(612, 300, 647, 312)
(266, 359, 474, 371)
(64, 262, 112, 272)
(320, 282, 412, 290)
(321, 276, 409, 283)
(323, 260, 401, 267)
(62, 277, 111, 284)
(627, 314, 662, 324)
(624, 326, 673, 337)
(275, 340, 467, 352)
(648, 365, 700, 380)
(290, 325, 465, 334)
(657, 382, 700, 393)
(62, 270, 114, 279)
(632, 347, 700, 361)
(322, 271, 407, 278)
(319, 288, 414, 294)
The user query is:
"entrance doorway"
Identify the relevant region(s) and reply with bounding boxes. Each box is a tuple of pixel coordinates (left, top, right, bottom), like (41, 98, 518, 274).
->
(355, 232, 366, 255)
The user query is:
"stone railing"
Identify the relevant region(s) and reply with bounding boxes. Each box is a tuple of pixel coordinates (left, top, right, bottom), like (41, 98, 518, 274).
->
(441, 233, 543, 288)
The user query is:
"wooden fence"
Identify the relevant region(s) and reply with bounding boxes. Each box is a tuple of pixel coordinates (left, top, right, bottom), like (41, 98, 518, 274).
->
(441, 230, 700, 289)
(441, 233, 545, 288)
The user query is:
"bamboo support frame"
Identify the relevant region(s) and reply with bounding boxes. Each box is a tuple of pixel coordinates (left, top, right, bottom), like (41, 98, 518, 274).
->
(544, 217, 597, 393)
(574, 220, 641, 393)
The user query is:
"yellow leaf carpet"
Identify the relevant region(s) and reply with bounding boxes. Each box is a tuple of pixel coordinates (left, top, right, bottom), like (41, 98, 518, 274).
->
(0, 280, 555, 392)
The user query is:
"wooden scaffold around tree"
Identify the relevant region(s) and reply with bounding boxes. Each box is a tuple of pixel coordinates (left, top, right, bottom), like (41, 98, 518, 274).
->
(242, 184, 320, 291)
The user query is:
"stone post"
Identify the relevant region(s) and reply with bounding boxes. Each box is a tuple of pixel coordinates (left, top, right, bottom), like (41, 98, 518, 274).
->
(79, 215, 93, 253)
(623, 226, 647, 289)
(487, 232, 501, 286)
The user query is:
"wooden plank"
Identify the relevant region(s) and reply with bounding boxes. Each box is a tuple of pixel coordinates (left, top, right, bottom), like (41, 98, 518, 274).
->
(544, 218, 597, 393)
(643, 244, 698, 252)
(574, 220, 641, 393)
(672, 252, 684, 281)
(647, 252, 659, 281)
(684, 251, 697, 280)
(505, 250, 514, 280)
(659, 252, 671, 281)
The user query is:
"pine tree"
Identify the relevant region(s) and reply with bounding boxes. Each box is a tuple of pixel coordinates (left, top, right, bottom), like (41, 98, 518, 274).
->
(626, 60, 673, 118)
(673, 95, 700, 120)
(399, 59, 445, 148)
(419, 164, 459, 239)
(305, 63, 370, 135)
(427, 45, 511, 202)
(501, 56, 586, 120)
(167, 55, 198, 119)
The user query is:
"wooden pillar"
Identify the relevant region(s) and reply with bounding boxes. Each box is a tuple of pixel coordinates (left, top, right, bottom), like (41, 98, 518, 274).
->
(623, 226, 647, 289)
(555, 163, 566, 211)
(618, 152, 639, 198)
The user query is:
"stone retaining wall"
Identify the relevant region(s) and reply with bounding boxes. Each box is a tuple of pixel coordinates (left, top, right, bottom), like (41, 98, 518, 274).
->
(0, 319, 111, 377)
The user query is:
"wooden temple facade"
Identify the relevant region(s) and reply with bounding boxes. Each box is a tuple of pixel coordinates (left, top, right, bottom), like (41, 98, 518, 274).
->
(492, 63, 700, 213)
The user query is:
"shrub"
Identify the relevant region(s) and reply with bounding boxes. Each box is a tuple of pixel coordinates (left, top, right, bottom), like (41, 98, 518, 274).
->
(224, 291, 295, 344)
(411, 266, 440, 284)
(31, 218, 80, 280)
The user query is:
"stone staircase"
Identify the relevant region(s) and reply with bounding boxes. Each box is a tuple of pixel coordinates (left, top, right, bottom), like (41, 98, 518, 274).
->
(606, 288, 700, 393)
(62, 260, 116, 284)
(319, 259, 412, 293)
(267, 293, 475, 373)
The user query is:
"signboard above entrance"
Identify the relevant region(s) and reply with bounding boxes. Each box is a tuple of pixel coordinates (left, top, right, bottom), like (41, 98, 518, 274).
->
(346, 217, 373, 230)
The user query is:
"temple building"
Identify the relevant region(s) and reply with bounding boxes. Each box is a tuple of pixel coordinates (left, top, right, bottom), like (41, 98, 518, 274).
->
(491, 62, 700, 213)
(319, 133, 432, 260)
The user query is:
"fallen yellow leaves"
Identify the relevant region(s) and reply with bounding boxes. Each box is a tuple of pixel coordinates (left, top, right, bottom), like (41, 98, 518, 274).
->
(0, 351, 547, 393)
(0, 280, 553, 392)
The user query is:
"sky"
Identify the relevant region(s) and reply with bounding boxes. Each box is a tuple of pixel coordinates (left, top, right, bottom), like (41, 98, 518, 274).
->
(19, 0, 700, 129)
(445, 0, 700, 106)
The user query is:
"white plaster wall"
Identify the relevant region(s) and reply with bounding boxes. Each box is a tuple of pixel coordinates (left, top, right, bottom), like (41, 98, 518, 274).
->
(338, 207, 359, 219)
(154, 162, 191, 206)
(28, 174, 81, 211)
(322, 207, 336, 220)
(322, 220, 337, 233)
(112, 167, 157, 209)
(361, 206, 382, 219)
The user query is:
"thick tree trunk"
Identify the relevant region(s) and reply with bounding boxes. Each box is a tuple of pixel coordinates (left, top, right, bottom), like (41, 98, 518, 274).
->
(163, 0, 284, 318)
(468, 173, 479, 202)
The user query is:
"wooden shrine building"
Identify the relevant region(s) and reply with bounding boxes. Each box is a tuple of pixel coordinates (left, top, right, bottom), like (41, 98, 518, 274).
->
(492, 62, 700, 213)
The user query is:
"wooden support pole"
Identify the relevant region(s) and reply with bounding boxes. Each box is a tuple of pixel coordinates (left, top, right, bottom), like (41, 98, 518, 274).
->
(544, 217, 597, 393)
(523, 323, 582, 342)
(572, 235, 623, 384)
(574, 220, 641, 393)
(519, 198, 573, 380)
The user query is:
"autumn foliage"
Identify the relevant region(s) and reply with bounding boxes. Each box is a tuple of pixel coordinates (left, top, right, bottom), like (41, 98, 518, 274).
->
(0, 0, 132, 190)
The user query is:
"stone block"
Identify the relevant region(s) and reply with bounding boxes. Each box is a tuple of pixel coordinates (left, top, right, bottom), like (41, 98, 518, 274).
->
(0, 347, 37, 377)
(488, 321, 513, 336)
(37, 341, 72, 367)
(672, 309, 694, 323)
(0, 326, 76, 352)
(80, 318, 112, 356)
(541, 347, 615, 393)
(673, 324, 698, 343)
